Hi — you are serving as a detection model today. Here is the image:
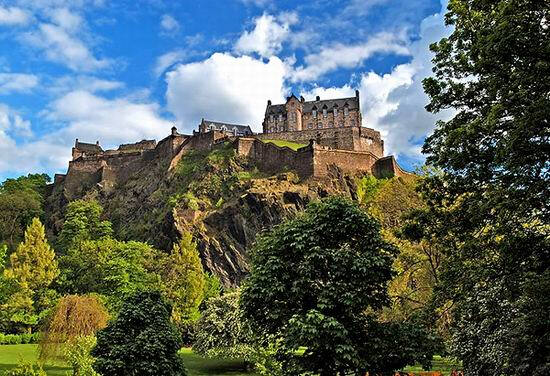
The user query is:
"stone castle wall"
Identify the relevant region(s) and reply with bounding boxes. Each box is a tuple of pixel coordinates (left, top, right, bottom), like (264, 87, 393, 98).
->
(254, 126, 384, 158)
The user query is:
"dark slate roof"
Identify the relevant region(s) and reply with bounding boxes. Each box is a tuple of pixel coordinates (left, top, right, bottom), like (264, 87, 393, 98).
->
(266, 96, 360, 115)
(202, 119, 253, 134)
(75, 141, 103, 153)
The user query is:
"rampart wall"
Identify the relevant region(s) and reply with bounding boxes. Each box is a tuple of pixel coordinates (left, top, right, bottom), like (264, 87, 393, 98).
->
(254, 126, 384, 157)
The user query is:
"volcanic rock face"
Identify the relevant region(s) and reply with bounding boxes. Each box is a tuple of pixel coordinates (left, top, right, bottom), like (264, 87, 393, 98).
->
(46, 144, 360, 286)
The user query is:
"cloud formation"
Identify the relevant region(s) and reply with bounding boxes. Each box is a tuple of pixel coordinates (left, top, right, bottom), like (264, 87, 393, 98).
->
(0, 73, 39, 94)
(234, 12, 298, 58)
(160, 14, 179, 34)
(166, 53, 288, 131)
(0, 6, 30, 25)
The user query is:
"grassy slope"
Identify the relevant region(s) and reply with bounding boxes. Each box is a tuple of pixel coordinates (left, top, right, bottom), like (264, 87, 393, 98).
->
(0, 345, 257, 376)
(261, 139, 307, 151)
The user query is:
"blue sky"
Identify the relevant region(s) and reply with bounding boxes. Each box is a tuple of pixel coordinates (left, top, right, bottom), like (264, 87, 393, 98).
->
(0, 0, 452, 180)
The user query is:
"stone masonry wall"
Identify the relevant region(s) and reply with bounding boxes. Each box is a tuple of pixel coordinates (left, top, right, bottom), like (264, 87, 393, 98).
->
(312, 146, 378, 178)
(254, 126, 384, 157)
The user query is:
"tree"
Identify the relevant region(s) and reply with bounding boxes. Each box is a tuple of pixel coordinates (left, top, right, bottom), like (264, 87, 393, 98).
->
(91, 290, 187, 376)
(160, 232, 205, 328)
(193, 290, 256, 362)
(0, 174, 50, 250)
(420, 0, 550, 373)
(240, 197, 435, 375)
(39, 295, 109, 362)
(57, 200, 113, 253)
(58, 238, 161, 312)
(3, 218, 59, 333)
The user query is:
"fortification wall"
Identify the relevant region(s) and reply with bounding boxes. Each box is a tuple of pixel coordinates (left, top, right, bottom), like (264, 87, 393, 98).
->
(371, 156, 410, 178)
(235, 138, 313, 178)
(312, 147, 378, 178)
(118, 140, 156, 152)
(254, 127, 383, 157)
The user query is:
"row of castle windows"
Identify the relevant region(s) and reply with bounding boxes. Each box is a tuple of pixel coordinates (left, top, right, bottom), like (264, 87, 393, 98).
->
(267, 119, 356, 133)
(269, 107, 350, 122)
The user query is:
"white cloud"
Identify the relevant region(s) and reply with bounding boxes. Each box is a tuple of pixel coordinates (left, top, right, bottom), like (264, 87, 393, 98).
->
(291, 32, 410, 82)
(166, 52, 288, 132)
(21, 22, 110, 71)
(239, 0, 271, 6)
(0, 6, 30, 25)
(47, 7, 83, 31)
(154, 50, 186, 77)
(160, 14, 179, 33)
(0, 73, 39, 94)
(0, 91, 173, 175)
(0, 104, 32, 137)
(234, 12, 298, 58)
(356, 1, 453, 160)
(48, 76, 124, 94)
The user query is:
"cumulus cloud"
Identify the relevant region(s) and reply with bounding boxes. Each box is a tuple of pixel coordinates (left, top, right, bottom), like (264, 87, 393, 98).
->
(239, 0, 271, 7)
(0, 104, 32, 137)
(48, 76, 124, 95)
(0, 73, 39, 94)
(166, 53, 288, 131)
(154, 50, 186, 77)
(0, 91, 173, 175)
(291, 32, 410, 82)
(234, 12, 298, 58)
(356, 1, 453, 161)
(0, 6, 30, 25)
(160, 14, 179, 33)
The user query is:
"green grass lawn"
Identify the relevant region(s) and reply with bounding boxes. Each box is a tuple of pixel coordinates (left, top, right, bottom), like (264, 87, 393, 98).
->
(0, 345, 257, 376)
(0, 345, 459, 375)
(261, 139, 307, 151)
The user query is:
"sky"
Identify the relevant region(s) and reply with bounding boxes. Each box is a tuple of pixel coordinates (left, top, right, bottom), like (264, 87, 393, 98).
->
(0, 0, 453, 181)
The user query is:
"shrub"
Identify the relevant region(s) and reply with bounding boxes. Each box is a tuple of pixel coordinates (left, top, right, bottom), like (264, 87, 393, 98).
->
(2, 361, 46, 376)
(0, 333, 40, 345)
(92, 291, 187, 376)
(64, 336, 100, 376)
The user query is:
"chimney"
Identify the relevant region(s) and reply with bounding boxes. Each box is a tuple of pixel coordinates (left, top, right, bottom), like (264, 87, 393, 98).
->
(96, 141, 100, 146)
(75, 138, 79, 147)
(171, 126, 178, 136)
(355, 90, 360, 98)
(316, 96, 320, 101)
(300, 96, 305, 103)
(267, 100, 272, 106)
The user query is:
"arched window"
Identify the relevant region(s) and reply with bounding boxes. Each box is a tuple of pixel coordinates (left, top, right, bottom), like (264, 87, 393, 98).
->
(209, 124, 216, 131)
(233, 127, 238, 136)
(339, 121, 344, 127)
(312, 109, 317, 117)
(279, 114, 283, 121)
(221, 125, 227, 131)
(317, 123, 323, 129)
(333, 108, 338, 117)
(307, 123, 313, 129)
(323, 108, 327, 118)
(269, 115, 274, 122)
(328, 122, 334, 128)
(344, 107, 349, 116)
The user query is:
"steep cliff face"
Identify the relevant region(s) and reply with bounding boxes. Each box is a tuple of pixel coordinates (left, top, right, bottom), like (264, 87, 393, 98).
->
(45, 142, 361, 286)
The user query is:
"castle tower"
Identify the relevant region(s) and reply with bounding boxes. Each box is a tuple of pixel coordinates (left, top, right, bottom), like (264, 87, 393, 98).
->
(285, 94, 303, 131)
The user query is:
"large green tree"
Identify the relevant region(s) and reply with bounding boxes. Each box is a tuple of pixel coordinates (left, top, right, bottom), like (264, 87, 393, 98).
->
(419, 0, 550, 374)
(240, 197, 435, 375)
(0, 174, 50, 250)
(57, 200, 113, 253)
(91, 290, 187, 376)
(3, 218, 59, 332)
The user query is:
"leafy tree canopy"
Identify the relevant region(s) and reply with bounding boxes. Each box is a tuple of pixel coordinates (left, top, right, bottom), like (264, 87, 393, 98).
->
(241, 197, 435, 375)
(57, 200, 113, 253)
(92, 290, 187, 376)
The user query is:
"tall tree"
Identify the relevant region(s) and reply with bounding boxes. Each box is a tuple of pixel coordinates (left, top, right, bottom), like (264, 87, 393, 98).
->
(57, 200, 113, 253)
(3, 218, 59, 332)
(420, 0, 550, 374)
(0, 174, 50, 250)
(241, 197, 436, 375)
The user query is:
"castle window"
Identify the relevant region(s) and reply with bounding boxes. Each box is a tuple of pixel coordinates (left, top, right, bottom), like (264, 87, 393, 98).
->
(339, 121, 344, 127)
(333, 108, 338, 117)
(307, 123, 313, 129)
(312, 109, 317, 117)
(351, 119, 356, 127)
(269, 115, 273, 122)
(344, 107, 349, 116)
(328, 122, 333, 128)
(317, 123, 323, 129)
(323, 109, 327, 118)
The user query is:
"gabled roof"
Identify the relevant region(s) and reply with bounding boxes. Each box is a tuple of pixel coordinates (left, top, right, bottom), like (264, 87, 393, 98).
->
(201, 119, 253, 134)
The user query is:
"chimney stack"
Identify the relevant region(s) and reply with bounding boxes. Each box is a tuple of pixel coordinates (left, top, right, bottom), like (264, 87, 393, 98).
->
(96, 141, 100, 146)
(75, 138, 79, 147)
(316, 96, 320, 101)
(171, 126, 178, 136)
(355, 90, 360, 98)
(300, 96, 305, 103)
(267, 100, 272, 106)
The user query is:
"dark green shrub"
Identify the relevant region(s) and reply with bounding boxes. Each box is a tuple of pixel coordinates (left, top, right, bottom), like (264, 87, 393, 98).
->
(0, 333, 39, 345)
(91, 290, 187, 376)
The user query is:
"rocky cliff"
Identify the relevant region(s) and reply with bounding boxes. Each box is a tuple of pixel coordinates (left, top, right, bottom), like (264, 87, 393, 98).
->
(45, 142, 363, 286)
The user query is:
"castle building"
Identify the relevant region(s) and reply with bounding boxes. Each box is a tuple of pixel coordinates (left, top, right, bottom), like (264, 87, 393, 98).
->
(263, 91, 362, 133)
(198, 118, 253, 137)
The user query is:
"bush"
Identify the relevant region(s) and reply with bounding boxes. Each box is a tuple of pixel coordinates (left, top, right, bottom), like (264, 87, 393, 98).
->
(0, 333, 40, 345)
(2, 361, 46, 376)
(92, 291, 187, 376)
(64, 336, 100, 376)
